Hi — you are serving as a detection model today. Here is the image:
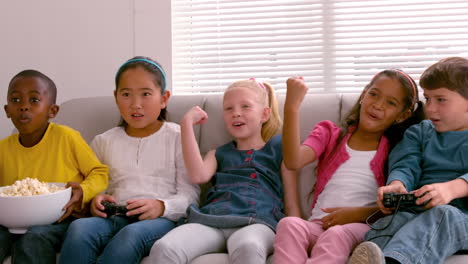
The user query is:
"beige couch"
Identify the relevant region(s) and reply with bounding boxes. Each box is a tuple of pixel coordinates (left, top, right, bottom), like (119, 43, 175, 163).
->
(4, 93, 465, 263)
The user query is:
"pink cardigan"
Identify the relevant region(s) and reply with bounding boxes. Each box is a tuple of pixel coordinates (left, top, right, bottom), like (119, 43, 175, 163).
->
(303, 120, 389, 209)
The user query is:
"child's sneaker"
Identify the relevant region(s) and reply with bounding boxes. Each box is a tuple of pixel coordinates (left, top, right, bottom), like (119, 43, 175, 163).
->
(348, 241, 385, 264)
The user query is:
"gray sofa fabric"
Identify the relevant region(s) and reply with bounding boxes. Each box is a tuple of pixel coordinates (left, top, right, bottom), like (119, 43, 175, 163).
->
(4, 93, 465, 264)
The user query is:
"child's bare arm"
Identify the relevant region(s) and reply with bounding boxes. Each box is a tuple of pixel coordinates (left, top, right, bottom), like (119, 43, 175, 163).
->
(320, 206, 380, 229)
(283, 77, 316, 169)
(414, 178, 468, 209)
(181, 106, 217, 184)
(281, 162, 302, 218)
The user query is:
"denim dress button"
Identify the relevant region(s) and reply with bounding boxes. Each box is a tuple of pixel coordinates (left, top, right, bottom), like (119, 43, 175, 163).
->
(250, 173, 257, 179)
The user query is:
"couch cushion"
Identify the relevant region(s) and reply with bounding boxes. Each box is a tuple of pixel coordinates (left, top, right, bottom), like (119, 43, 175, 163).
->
(166, 94, 205, 144)
(341, 93, 361, 119)
(277, 93, 342, 142)
(53, 96, 120, 143)
(199, 94, 233, 155)
(53, 95, 206, 144)
(190, 253, 273, 264)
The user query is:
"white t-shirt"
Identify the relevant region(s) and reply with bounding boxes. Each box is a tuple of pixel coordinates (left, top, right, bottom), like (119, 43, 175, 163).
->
(90, 122, 200, 221)
(310, 143, 378, 220)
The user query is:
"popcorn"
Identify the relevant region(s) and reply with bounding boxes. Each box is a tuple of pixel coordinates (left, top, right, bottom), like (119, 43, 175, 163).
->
(0, 178, 64, 197)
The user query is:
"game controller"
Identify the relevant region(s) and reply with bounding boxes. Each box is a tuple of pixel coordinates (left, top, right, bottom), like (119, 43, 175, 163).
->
(383, 193, 418, 208)
(101, 201, 129, 217)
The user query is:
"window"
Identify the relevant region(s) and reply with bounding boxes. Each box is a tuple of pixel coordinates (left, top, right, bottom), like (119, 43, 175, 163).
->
(172, 0, 468, 93)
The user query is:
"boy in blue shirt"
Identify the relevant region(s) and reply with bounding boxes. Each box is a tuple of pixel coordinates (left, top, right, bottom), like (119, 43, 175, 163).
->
(349, 57, 468, 264)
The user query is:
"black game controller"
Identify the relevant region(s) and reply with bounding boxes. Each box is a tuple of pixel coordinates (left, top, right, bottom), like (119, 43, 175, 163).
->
(101, 201, 129, 217)
(383, 193, 418, 208)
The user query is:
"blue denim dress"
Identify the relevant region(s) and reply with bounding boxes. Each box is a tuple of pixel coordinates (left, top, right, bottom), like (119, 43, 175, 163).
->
(187, 135, 285, 230)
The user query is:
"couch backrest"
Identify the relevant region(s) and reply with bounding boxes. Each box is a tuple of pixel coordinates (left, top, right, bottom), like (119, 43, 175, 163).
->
(53, 93, 360, 218)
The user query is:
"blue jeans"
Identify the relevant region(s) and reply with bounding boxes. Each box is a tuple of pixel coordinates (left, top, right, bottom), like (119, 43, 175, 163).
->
(365, 205, 468, 264)
(59, 216, 175, 264)
(0, 219, 72, 264)
(0, 226, 12, 262)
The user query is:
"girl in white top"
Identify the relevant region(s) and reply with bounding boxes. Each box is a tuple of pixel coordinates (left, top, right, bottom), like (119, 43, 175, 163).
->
(59, 57, 200, 264)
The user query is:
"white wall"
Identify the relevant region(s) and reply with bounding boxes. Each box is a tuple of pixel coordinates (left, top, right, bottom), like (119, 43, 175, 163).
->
(0, 0, 171, 138)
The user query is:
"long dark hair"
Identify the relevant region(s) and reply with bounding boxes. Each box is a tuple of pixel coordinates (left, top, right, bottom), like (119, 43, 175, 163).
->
(114, 56, 167, 127)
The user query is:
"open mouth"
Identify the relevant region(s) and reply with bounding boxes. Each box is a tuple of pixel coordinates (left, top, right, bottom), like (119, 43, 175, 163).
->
(131, 114, 144, 117)
(18, 115, 31, 123)
(233, 122, 245, 127)
(367, 112, 380, 120)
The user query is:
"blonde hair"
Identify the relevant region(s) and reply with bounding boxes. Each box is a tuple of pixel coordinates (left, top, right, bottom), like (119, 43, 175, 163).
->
(226, 79, 282, 142)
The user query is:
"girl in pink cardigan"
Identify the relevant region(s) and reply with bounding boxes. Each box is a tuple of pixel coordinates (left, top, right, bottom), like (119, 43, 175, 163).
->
(274, 70, 425, 264)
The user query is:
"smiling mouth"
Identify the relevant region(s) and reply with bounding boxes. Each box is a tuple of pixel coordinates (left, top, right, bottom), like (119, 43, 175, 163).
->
(131, 114, 144, 117)
(367, 112, 380, 120)
(233, 122, 245, 127)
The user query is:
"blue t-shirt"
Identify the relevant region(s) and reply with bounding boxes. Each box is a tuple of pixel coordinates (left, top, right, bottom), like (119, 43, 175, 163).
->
(388, 120, 468, 211)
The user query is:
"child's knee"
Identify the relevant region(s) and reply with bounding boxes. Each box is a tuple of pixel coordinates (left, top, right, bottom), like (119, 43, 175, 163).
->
(228, 236, 273, 263)
(323, 225, 359, 243)
(23, 225, 53, 240)
(66, 219, 91, 237)
(433, 204, 458, 214)
(149, 237, 187, 263)
(430, 205, 463, 222)
(229, 238, 268, 260)
(277, 216, 305, 234)
(16, 230, 46, 248)
(64, 219, 103, 244)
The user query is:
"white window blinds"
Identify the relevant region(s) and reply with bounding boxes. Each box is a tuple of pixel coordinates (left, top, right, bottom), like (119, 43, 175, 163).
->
(171, 0, 468, 93)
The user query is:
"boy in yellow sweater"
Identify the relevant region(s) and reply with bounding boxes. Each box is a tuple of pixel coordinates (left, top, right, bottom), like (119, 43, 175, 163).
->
(0, 70, 108, 264)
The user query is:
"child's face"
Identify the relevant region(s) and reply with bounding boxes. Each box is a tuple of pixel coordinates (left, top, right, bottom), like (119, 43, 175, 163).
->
(115, 67, 170, 137)
(4, 76, 56, 138)
(423, 87, 468, 132)
(358, 75, 410, 134)
(223, 86, 270, 142)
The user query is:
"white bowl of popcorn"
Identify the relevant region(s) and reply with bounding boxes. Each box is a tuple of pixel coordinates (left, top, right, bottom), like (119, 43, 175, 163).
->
(0, 178, 72, 234)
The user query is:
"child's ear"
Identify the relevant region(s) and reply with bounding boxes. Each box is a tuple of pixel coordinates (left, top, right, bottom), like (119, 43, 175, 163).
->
(4, 105, 10, 118)
(161, 90, 171, 109)
(113, 90, 119, 105)
(261, 107, 271, 123)
(48, 104, 60, 118)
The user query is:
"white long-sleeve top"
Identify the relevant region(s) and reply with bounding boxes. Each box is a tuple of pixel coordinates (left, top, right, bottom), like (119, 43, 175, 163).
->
(90, 122, 200, 221)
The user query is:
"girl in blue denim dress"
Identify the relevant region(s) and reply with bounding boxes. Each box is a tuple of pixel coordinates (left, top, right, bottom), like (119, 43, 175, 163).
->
(149, 79, 301, 264)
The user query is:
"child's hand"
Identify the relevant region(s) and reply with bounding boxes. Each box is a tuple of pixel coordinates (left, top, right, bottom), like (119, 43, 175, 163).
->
(91, 194, 116, 217)
(414, 182, 454, 209)
(320, 207, 361, 229)
(377, 181, 407, 214)
(126, 199, 165, 220)
(183, 106, 208, 126)
(285, 77, 308, 111)
(58, 182, 83, 222)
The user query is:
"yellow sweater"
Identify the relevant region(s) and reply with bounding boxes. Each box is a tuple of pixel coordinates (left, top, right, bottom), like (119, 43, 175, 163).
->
(0, 123, 108, 206)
